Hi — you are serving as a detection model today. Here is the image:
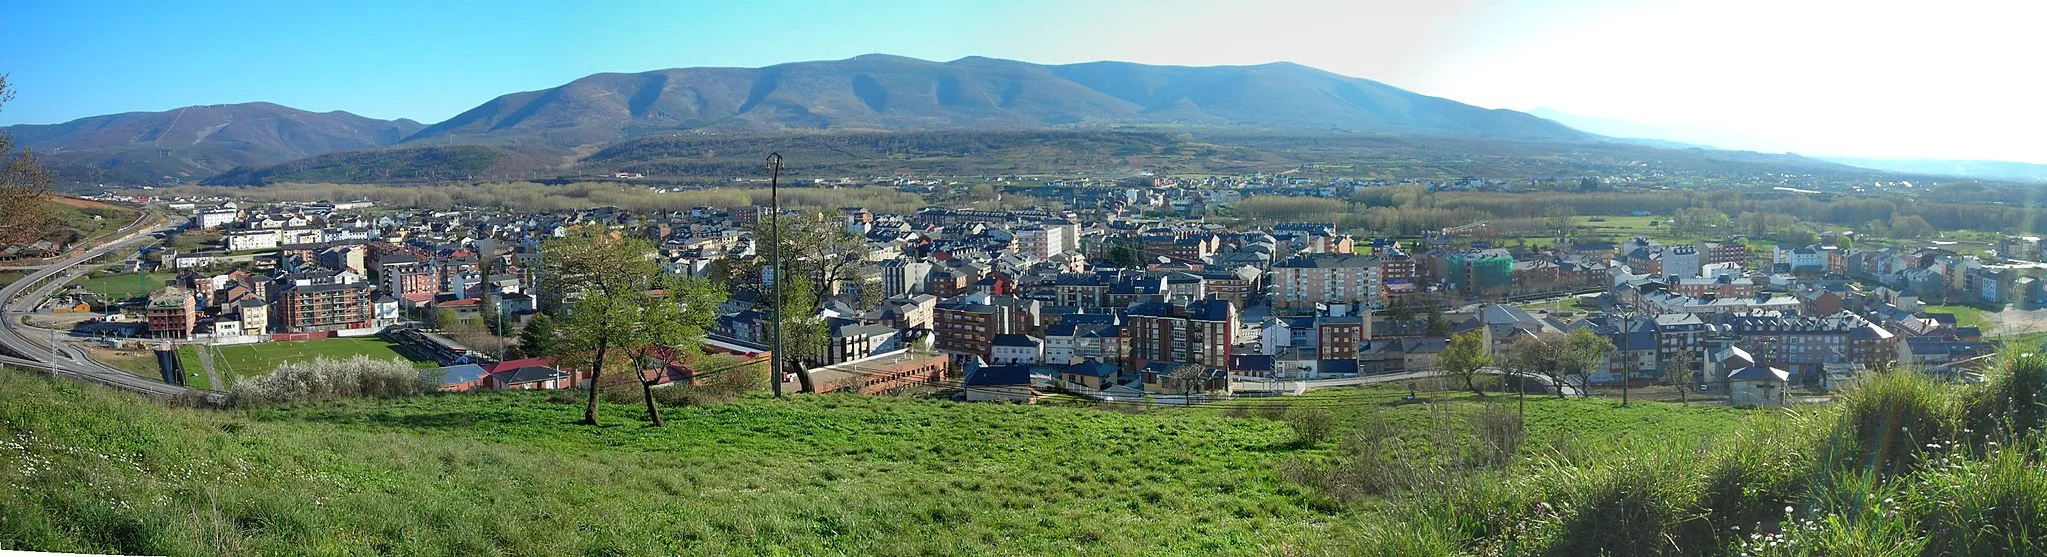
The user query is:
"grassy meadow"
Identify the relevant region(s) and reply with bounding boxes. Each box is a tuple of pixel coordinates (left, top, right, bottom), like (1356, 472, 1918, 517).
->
(2, 355, 2046, 555)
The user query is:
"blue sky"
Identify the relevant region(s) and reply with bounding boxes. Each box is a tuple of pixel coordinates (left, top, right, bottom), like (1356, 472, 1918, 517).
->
(2, 0, 2042, 163)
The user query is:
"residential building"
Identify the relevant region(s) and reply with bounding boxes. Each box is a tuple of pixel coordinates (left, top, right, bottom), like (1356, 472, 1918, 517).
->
(1272, 253, 1381, 310)
(990, 334, 1045, 365)
(880, 258, 932, 298)
(276, 281, 374, 333)
(1315, 315, 1368, 360)
(1014, 225, 1066, 260)
(146, 287, 196, 339)
(1124, 299, 1237, 370)
(1664, 245, 1702, 279)
(1447, 249, 1514, 293)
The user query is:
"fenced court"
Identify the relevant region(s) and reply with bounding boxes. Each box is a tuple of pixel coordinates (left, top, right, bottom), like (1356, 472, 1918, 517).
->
(183, 337, 436, 388)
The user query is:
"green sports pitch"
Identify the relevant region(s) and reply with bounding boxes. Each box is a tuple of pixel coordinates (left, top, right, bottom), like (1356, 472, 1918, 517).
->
(179, 337, 435, 389)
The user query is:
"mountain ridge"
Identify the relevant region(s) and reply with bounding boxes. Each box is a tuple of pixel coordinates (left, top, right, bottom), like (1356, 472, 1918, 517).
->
(397, 54, 1590, 147)
(2, 102, 422, 183)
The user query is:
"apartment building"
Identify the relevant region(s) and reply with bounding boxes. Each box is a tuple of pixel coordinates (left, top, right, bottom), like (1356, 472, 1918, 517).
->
(277, 281, 374, 333)
(1273, 253, 1381, 310)
(1124, 299, 1237, 369)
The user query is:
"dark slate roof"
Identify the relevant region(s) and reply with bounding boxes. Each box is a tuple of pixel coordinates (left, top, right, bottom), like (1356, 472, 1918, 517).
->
(1230, 354, 1274, 372)
(963, 363, 1034, 387)
(991, 334, 1042, 347)
(1273, 253, 1379, 269)
(1060, 360, 1120, 378)
(491, 365, 570, 385)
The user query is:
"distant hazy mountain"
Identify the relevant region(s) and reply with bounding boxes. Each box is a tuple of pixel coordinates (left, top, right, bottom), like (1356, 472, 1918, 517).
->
(2, 102, 422, 183)
(1817, 157, 2047, 184)
(405, 54, 1589, 147)
(1528, 108, 2047, 184)
(1525, 108, 1723, 150)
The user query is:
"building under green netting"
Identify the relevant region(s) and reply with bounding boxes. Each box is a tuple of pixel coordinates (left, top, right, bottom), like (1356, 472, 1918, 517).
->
(1447, 249, 1513, 292)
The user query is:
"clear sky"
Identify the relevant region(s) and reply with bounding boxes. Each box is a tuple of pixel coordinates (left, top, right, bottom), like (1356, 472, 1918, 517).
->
(2, 0, 2041, 163)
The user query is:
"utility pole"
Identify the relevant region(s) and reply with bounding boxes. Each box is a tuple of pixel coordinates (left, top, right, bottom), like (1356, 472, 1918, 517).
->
(767, 153, 785, 399)
(48, 326, 59, 378)
(1620, 311, 1631, 407)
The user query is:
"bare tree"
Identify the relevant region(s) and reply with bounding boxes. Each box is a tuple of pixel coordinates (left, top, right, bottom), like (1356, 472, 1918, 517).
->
(0, 74, 54, 245)
(1164, 363, 1216, 396)
(1663, 349, 1697, 405)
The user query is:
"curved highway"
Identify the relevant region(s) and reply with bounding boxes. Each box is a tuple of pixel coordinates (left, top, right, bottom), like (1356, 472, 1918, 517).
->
(0, 214, 221, 400)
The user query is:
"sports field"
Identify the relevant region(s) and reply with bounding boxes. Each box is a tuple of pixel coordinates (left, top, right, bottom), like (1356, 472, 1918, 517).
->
(179, 337, 434, 389)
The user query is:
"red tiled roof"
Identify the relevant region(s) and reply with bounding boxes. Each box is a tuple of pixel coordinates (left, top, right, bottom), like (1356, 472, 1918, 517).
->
(485, 357, 557, 374)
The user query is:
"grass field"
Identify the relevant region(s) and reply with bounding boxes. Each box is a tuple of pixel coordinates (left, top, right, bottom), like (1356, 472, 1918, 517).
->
(1922, 303, 1994, 330)
(0, 369, 1756, 556)
(71, 272, 177, 301)
(6, 360, 2047, 555)
(179, 337, 434, 390)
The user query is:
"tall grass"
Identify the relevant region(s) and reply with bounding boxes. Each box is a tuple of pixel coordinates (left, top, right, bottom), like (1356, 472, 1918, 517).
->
(1299, 358, 2047, 555)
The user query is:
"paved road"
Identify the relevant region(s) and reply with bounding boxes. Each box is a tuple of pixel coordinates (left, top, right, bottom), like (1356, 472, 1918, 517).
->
(0, 215, 218, 400)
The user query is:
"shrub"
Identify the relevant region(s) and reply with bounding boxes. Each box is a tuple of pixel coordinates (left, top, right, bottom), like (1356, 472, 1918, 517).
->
(226, 355, 432, 407)
(1284, 406, 1334, 446)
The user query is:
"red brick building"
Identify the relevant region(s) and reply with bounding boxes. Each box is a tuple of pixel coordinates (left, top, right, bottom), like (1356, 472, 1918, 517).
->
(146, 287, 196, 339)
(277, 282, 373, 333)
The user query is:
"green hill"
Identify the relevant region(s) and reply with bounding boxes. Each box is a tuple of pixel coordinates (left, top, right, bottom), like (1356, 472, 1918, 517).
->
(6, 360, 2045, 555)
(0, 367, 1751, 556)
(201, 144, 541, 186)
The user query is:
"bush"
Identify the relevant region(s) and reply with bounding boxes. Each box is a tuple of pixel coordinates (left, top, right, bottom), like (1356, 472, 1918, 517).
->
(1284, 406, 1334, 446)
(226, 355, 432, 407)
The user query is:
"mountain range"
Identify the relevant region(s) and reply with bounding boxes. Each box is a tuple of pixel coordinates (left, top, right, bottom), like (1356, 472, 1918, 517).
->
(3, 102, 422, 183)
(4, 55, 1605, 184)
(1528, 108, 2047, 184)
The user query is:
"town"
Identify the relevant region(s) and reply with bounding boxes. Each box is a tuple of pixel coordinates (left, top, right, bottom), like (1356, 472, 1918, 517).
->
(27, 174, 2031, 410)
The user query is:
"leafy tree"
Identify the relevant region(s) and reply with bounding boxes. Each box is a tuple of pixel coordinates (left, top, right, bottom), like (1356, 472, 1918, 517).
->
(1890, 215, 1936, 239)
(518, 313, 562, 358)
(1503, 334, 1571, 399)
(966, 184, 999, 202)
(1439, 331, 1492, 396)
(1106, 239, 1142, 268)
(762, 275, 829, 394)
(1384, 299, 1415, 322)
(0, 75, 52, 245)
(743, 211, 869, 309)
(544, 227, 725, 426)
(1425, 305, 1451, 337)
(1563, 327, 1617, 399)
